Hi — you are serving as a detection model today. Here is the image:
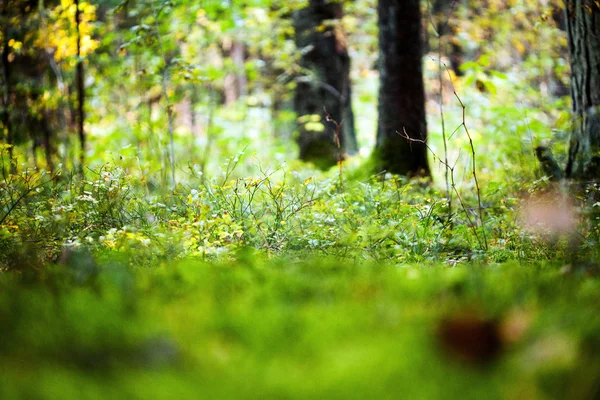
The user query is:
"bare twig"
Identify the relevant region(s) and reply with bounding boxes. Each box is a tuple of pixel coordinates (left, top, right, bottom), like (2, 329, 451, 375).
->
(452, 90, 488, 249)
(324, 108, 344, 192)
(296, 75, 345, 102)
(425, 57, 489, 250)
(397, 127, 485, 250)
(0, 170, 58, 226)
(426, 0, 459, 223)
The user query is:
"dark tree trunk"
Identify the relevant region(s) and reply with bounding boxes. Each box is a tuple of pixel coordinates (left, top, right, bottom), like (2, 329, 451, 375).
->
(376, 0, 430, 177)
(293, 0, 357, 169)
(42, 114, 54, 174)
(0, 0, 15, 174)
(75, 0, 86, 170)
(0, 40, 13, 172)
(565, 0, 600, 180)
(343, 83, 357, 152)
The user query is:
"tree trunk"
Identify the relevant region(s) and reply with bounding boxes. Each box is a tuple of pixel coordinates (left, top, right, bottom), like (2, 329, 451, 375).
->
(42, 114, 54, 174)
(223, 41, 247, 105)
(430, 0, 464, 77)
(0, 4, 15, 174)
(565, 0, 600, 180)
(293, 0, 357, 170)
(75, 0, 86, 171)
(0, 40, 13, 171)
(375, 0, 430, 177)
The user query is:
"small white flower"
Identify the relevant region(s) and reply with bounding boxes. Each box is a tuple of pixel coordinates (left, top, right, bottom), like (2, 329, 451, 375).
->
(76, 194, 98, 204)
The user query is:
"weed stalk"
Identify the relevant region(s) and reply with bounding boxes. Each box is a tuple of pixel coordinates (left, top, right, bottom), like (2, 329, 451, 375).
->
(150, 0, 176, 190)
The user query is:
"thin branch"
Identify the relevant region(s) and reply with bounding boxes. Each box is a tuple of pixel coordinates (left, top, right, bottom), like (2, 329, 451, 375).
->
(324, 108, 344, 192)
(426, 0, 459, 223)
(452, 90, 488, 249)
(397, 127, 485, 250)
(295, 75, 344, 101)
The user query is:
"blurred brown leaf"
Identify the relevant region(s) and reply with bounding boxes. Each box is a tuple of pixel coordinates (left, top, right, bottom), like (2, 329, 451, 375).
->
(438, 314, 503, 365)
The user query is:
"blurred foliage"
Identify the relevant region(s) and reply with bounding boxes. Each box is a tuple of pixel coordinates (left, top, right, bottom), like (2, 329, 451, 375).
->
(0, 253, 599, 399)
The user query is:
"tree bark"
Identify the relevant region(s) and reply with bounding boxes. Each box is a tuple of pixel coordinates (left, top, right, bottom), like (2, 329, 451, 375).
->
(0, 3, 15, 173)
(565, 0, 600, 180)
(75, 0, 86, 170)
(293, 0, 357, 170)
(376, 0, 430, 177)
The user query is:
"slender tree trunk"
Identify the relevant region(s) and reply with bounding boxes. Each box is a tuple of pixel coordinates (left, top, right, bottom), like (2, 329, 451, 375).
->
(0, 40, 13, 173)
(0, 0, 15, 174)
(190, 85, 198, 156)
(42, 115, 54, 174)
(224, 67, 237, 106)
(74, 0, 86, 171)
(231, 41, 247, 99)
(376, 0, 430, 177)
(293, 0, 357, 169)
(223, 40, 247, 106)
(343, 83, 357, 153)
(431, 0, 463, 76)
(565, 0, 600, 180)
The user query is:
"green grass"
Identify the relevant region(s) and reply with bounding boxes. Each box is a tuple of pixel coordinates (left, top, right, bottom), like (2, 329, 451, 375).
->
(1, 250, 599, 399)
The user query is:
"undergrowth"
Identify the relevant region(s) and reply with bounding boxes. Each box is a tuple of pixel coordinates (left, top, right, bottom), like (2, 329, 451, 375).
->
(2, 144, 600, 271)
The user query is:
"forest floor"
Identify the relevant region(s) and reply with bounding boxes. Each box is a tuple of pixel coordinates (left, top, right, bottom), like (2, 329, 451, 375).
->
(1, 250, 599, 400)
